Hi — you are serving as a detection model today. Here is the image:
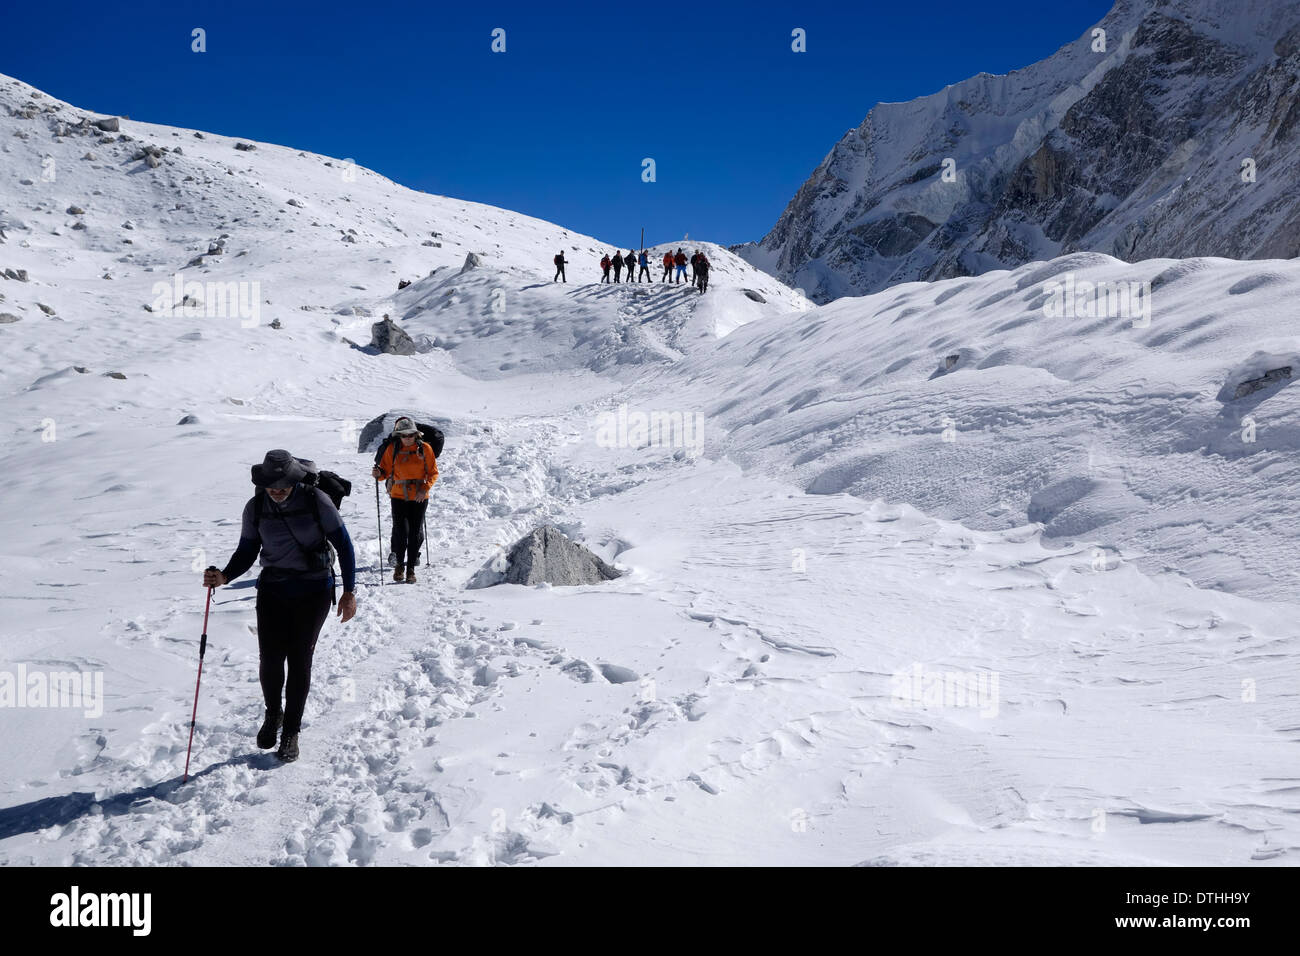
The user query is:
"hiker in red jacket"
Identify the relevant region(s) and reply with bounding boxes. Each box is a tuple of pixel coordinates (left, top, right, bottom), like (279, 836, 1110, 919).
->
(673, 249, 688, 284)
(600, 253, 612, 283)
(661, 252, 674, 282)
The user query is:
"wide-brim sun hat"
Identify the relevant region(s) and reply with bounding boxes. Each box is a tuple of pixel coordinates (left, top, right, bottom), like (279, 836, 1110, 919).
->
(252, 449, 306, 489)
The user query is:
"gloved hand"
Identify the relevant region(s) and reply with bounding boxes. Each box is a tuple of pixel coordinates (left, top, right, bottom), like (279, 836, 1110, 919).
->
(371, 467, 384, 480)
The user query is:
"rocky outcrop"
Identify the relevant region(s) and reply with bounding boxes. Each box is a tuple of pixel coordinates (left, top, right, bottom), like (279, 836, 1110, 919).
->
(737, 0, 1300, 301)
(369, 314, 416, 355)
(467, 525, 622, 589)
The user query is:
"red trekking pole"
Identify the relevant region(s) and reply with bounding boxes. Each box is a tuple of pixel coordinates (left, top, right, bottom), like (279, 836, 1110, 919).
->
(182, 569, 216, 783)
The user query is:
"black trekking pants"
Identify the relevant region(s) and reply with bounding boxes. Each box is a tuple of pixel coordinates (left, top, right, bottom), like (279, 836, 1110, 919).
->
(613, 267, 622, 283)
(390, 497, 428, 569)
(256, 585, 331, 735)
(638, 266, 650, 281)
(554, 265, 565, 282)
(602, 269, 611, 283)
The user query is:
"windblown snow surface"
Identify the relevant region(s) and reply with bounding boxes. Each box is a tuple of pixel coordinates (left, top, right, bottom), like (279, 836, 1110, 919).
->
(1, 73, 1298, 866)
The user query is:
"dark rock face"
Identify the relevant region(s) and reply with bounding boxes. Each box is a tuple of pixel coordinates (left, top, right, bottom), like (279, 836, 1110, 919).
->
(370, 315, 416, 355)
(737, 0, 1300, 302)
(467, 525, 622, 589)
(1233, 366, 1292, 398)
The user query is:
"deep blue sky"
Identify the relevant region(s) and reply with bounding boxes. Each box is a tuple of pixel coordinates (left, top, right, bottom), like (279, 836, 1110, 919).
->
(3, 0, 1113, 247)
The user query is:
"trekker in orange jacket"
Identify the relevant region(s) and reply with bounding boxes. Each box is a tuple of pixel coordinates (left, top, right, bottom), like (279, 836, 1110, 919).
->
(370, 417, 438, 582)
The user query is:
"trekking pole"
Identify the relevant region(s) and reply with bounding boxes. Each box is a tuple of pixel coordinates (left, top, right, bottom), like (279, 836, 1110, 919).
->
(423, 511, 431, 567)
(182, 571, 216, 784)
(374, 480, 384, 587)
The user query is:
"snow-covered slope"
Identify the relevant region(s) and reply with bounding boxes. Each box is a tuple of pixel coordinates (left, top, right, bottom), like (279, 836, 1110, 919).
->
(737, 0, 1300, 301)
(2, 73, 1298, 867)
(630, 251, 1300, 605)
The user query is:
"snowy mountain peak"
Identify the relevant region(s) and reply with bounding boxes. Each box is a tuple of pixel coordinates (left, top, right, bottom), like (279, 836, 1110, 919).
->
(737, 0, 1300, 302)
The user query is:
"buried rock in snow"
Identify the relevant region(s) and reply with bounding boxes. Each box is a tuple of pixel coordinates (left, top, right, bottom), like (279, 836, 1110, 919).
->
(370, 314, 417, 355)
(467, 525, 622, 589)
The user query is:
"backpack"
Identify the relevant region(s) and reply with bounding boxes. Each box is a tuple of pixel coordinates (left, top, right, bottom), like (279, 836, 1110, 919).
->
(601, 256, 610, 269)
(554, 254, 563, 266)
(373, 422, 444, 466)
(252, 457, 350, 604)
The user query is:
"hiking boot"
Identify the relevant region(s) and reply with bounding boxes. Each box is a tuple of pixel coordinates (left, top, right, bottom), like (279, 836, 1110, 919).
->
(406, 568, 417, 584)
(256, 709, 283, 749)
(277, 732, 299, 763)
(393, 564, 404, 583)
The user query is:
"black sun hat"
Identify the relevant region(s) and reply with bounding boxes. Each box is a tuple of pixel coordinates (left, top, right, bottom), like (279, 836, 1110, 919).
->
(251, 449, 307, 489)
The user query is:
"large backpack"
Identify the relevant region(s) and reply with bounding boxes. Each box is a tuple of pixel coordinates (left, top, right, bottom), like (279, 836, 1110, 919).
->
(554, 254, 563, 266)
(373, 421, 444, 467)
(252, 456, 351, 604)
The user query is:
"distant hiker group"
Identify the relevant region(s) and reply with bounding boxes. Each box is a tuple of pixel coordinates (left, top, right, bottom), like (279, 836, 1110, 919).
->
(579, 247, 711, 293)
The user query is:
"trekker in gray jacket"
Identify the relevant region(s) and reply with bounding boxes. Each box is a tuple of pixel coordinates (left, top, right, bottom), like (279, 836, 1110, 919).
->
(203, 450, 357, 763)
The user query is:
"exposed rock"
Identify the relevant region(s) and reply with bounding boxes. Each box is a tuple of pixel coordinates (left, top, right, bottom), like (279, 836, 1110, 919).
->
(741, 289, 767, 303)
(177, 414, 200, 425)
(92, 117, 119, 132)
(37, 303, 55, 315)
(104, 371, 126, 379)
(737, 2, 1300, 300)
(66, 205, 84, 215)
(468, 525, 622, 589)
(286, 198, 303, 208)
(370, 314, 417, 355)
(1233, 366, 1292, 399)
(0, 312, 19, 323)
(234, 141, 256, 151)
(269, 317, 282, 329)
(397, 279, 411, 290)
(460, 252, 484, 272)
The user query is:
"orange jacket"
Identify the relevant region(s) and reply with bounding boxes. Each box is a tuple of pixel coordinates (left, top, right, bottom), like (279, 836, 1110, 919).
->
(662, 254, 674, 268)
(377, 440, 437, 500)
